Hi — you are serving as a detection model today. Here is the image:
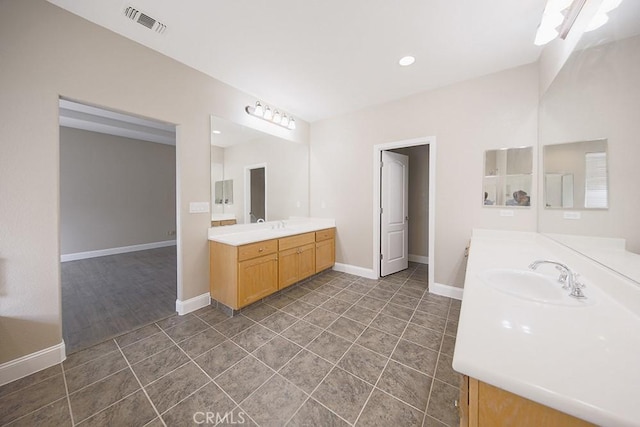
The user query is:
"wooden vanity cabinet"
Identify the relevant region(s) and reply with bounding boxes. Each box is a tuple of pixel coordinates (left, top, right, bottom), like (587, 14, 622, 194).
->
(210, 239, 278, 310)
(210, 227, 336, 310)
(459, 376, 595, 427)
(278, 232, 316, 289)
(315, 228, 335, 273)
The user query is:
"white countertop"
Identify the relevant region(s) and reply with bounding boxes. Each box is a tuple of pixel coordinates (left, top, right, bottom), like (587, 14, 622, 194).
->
(208, 217, 336, 246)
(453, 229, 640, 427)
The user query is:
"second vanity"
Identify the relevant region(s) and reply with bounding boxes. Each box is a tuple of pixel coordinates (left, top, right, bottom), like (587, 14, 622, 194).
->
(454, 229, 640, 427)
(208, 218, 336, 311)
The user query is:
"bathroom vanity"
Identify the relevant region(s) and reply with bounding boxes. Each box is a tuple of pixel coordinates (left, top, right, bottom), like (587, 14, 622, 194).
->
(208, 219, 335, 310)
(454, 230, 640, 427)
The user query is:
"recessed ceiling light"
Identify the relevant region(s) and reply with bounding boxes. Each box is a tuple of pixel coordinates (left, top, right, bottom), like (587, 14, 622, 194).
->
(399, 56, 415, 66)
(212, 130, 221, 134)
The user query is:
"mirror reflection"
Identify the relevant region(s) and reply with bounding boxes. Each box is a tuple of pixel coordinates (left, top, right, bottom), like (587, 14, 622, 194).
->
(210, 115, 309, 225)
(537, 1, 640, 283)
(483, 147, 533, 207)
(214, 179, 233, 205)
(543, 140, 608, 209)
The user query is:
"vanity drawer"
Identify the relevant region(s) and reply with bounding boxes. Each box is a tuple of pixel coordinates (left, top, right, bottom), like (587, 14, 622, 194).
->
(238, 239, 278, 261)
(315, 228, 335, 242)
(279, 232, 315, 251)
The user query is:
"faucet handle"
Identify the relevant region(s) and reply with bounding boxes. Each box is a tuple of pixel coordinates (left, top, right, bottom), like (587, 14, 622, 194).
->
(554, 265, 570, 289)
(572, 273, 586, 288)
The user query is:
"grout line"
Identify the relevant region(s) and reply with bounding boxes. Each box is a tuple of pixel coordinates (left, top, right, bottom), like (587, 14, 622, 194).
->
(421, 298, 453, 427)
(60, 362, 76, 426)
(114, 340, 166, 427)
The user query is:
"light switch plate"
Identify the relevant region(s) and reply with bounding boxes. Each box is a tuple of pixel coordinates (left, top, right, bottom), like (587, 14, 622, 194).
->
(499, 210, 515, 217)
(189, 202, 210, 213)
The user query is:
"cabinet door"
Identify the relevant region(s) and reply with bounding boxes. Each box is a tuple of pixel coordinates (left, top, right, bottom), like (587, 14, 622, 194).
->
(315, 238, 335, 273)
(298, 243, 316, 281)
(278, 247, 299, 289)
(238, 253, 278, 308)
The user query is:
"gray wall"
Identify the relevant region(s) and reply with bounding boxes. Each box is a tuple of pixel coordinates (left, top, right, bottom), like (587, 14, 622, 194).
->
(60, 127, 176, 254)
(392, 146, 429, 259)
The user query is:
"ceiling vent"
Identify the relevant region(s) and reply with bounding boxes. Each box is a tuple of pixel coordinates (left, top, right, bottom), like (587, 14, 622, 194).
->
(124, 6, 167, 34)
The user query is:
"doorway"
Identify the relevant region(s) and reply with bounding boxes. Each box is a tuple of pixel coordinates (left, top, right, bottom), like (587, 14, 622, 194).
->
(59, 98, 178, 354)
(373, 137, 436, 286)
(244, 163, 267, 223)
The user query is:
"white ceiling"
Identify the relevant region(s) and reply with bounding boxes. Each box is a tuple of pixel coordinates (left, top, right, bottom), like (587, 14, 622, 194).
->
(47, 0, 548, 122)
(47, 1, 640, 124)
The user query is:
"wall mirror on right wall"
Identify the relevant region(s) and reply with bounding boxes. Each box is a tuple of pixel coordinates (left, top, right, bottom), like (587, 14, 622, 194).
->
(543, 139, 608, 210)
(537, 1, 640, 283)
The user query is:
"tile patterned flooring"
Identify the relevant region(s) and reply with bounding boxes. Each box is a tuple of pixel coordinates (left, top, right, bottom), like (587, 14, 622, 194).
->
(0, 264, 461, 426)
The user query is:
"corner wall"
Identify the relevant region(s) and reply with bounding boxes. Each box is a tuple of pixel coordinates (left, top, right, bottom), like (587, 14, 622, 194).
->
(309, 64, 539, 288)
(0, 0, 309, 366)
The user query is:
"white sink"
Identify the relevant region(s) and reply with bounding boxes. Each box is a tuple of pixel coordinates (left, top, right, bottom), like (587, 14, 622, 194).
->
(478, 268, 594, 307)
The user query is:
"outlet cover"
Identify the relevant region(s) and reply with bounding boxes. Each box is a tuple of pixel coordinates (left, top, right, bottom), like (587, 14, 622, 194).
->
(563, 211, 581, 220)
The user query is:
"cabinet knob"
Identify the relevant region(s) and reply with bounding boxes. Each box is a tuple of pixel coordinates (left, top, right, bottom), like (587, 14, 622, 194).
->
(259, 248, 264, 252)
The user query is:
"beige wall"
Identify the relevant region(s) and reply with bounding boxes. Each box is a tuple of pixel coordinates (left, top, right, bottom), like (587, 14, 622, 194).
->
(0, 0, 309, 364)
(60, 127, 176, 254)
(538, 35, 640, 253)
(310, 64, 539, 287)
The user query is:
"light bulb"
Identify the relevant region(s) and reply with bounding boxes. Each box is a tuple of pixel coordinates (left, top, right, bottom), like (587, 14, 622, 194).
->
(273, 110, 282, 124)
(263, 106, 272, 120)
(288, 118, 296, 130)
(253, 101, 264, 117)
(281, 115, 289, 128)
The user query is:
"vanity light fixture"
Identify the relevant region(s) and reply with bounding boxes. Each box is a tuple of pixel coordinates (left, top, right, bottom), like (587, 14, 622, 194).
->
(534, 0, 586, 46)
(245, 101, 296, 130)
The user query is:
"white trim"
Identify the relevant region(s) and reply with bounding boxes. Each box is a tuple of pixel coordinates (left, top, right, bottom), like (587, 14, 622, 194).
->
(244, 163, 268, 224)
(61, 240, 176, 262)
(0, 342, 66, 387)
(332, 263, 378, 280)
(176, 292, 211, 315)
(409, 254, 429, 264)
(373, 137, 436, 289)
(430, 282, 464, 300)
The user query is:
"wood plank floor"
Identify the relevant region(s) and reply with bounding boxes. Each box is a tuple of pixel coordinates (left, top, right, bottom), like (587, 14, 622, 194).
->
(61, 246, 177, 354)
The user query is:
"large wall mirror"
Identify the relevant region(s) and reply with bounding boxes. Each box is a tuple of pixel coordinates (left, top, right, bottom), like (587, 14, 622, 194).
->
(538, 1, 640, 283)
(483, 147, 533, 207)
(210, 115, 310, 224)
(543, 139, 608, 209)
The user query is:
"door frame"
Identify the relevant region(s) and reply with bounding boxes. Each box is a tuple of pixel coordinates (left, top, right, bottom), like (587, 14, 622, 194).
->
(244, 163, 267, 223)
(372, 137, 436, 286)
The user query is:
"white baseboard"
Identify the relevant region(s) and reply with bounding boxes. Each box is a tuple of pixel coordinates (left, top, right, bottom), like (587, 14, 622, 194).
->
(61, 240, 177, 262)
(0, 342, 66, 387)
(430, 282, 464, 300)
(409, 254, 429, 264)
(176, 292, 211, 315)
(333, 263, 378, 280)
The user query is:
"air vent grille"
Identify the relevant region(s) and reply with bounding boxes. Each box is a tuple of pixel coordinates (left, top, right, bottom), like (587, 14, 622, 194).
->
(124, 6, 167, 34)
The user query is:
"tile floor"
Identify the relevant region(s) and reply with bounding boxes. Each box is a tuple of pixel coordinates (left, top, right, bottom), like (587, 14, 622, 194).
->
(0, 264, 462, 426)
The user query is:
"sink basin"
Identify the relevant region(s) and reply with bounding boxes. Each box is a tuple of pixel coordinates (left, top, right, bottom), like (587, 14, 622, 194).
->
(478, 268, 594, 307)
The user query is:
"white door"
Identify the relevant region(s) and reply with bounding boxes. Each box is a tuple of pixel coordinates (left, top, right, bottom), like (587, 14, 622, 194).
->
(381, 151, 409, 276)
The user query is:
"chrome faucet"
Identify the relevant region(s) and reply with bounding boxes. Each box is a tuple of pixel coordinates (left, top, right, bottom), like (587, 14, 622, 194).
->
(528, 260, 586, 299)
